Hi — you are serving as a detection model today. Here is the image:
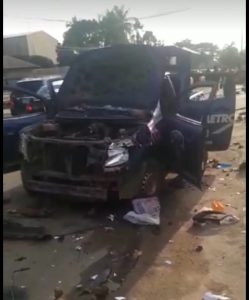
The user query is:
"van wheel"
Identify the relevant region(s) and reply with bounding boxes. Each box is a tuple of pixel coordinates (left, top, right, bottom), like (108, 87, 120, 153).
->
(21, 162, 36, 196)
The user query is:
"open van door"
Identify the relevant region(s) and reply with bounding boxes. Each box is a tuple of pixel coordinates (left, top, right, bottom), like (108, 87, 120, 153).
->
(179, 73, 236, 151)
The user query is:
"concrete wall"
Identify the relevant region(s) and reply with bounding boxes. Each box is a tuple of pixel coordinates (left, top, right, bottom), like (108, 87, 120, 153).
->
(4, 31, 59, 63)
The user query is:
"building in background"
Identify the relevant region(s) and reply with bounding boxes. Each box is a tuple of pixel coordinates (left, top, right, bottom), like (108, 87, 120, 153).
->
(4, 31, 58, 63)
(3, 55, 39, 85)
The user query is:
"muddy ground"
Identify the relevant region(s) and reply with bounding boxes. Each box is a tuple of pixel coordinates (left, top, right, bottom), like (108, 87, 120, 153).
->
(3, 92, 246, 300)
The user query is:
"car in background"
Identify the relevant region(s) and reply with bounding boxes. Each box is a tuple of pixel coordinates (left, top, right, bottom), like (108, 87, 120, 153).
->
(10, 76, 63, 115)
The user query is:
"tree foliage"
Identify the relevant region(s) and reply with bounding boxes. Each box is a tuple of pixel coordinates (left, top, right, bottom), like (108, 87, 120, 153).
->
(218, 43, 241, 70)
(62, 6, 158, 48)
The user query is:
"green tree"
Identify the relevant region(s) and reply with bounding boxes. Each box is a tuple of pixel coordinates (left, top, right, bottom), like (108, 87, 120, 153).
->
(62, 6, 158, 48)
(99, 6, 132, 46)
(175, 40, 219, 69)
(219, 43, 240, 70)
(142, 31, 157, 46)
(63, 18, 101, 47)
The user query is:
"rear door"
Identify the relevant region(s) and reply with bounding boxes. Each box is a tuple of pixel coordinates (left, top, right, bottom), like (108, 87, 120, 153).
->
(179, 74, 236, 151)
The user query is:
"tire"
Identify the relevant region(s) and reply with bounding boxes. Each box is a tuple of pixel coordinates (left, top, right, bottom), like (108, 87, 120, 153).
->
(21, 161, 36, 196)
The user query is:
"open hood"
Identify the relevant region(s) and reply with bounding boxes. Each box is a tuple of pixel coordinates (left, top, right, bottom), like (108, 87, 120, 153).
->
(56, 45, 192, 112)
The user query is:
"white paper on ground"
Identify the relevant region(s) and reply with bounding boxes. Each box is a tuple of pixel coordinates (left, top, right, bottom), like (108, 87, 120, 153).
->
(202, 291, 231, 300)
(123, 197, 160, 225)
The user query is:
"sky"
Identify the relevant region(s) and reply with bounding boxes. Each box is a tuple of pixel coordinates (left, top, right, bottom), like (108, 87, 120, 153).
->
(3, 0, 246, 49)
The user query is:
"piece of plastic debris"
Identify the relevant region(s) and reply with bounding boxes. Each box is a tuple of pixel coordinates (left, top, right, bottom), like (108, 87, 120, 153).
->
(193, 210, 239, 226)
(20, 285, 26, 289)
(58, 281, 62, 284)
(91, 274, 98, 280)
(217, 163, 232, 169)
(195, 245, 203, 252)
(208, 187, 216, 192)
(51, 265, 55, 268)
(123, 197, 160, 225)
(169, 240, 174, 244)
(219, 215, 240, 225)
(108, 214, 115, 222)
(115, 297, 126, 300)
(202, 291, 231, 300)
(75, 283, 83, 289)
(54, 236, 60, 240)
(236, 192, 241, 195)
(164, 259, 173, 265)
(211, 201, 225, 212)
(113, 272, 117, 277)
(75, 246, 82, 251)
(219, 178, 225, 181)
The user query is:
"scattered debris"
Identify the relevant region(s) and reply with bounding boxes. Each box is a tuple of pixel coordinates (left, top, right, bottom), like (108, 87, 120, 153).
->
(208, 187, 216, 192)
(123, 197, 160, 225)
(193, 210, 239, 226)
(195, 245, 203, 252)
(108, 214, 115, 222)
(75, 283, 83, 289)
(207, 159, 219, 168)
(211, 201, 225, 212)
(75, 246, 82, 252)
(3, 219, 52, 241)
(91, 274, 98, 280)
(164, 259, 173, 266)
(14, 256, 27, 262)
(202, 291, 231, 300)
(75, 236, 85, 241)
(217, 163, 232, 169)
(13, 267, 31, 274)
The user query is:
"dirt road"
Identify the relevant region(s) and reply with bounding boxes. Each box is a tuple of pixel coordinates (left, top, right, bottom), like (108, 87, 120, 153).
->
(3, 93, 245, 300)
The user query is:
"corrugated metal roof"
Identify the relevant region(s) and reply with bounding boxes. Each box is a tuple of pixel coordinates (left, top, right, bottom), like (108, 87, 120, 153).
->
(3, 56, 39, 69)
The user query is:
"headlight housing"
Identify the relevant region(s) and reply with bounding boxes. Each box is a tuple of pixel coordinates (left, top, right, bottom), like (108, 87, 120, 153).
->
(104, 143, 129, 168)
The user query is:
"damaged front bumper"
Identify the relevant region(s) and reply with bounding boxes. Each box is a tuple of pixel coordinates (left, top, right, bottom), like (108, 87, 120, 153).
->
(21, 135, 146, 201)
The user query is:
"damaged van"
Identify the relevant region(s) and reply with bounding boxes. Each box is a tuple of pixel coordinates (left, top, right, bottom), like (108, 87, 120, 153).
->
(17, 45, 235, 201)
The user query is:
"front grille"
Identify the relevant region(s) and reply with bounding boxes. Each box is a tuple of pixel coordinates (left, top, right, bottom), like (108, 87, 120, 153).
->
(42, 143, 107, 176)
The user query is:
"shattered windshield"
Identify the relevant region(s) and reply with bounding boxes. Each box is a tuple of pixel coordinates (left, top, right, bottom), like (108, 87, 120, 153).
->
(58, 46, 164, 110)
